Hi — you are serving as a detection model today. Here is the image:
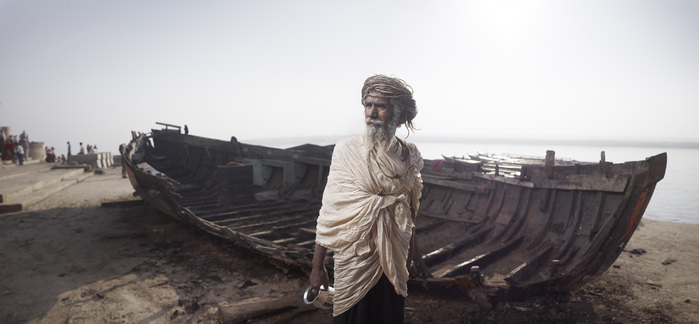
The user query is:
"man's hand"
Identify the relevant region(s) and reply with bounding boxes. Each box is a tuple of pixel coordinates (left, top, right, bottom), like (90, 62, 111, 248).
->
(310, 243, 330, 295)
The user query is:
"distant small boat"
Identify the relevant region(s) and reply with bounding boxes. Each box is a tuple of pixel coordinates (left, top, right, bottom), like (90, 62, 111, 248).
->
(122, 123, 666, 304)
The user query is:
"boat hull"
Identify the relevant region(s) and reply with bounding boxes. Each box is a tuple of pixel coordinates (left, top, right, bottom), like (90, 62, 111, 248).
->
(122, 125, 666, 297)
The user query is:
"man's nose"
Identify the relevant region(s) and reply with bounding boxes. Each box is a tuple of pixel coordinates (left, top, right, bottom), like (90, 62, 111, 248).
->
(367, 105, 378, 118)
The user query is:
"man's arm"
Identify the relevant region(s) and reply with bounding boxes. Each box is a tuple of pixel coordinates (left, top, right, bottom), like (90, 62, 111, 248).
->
(310, 243, 330, 294)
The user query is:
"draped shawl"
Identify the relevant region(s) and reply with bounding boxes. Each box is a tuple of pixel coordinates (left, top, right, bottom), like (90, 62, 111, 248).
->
(315, 135, 423, 316)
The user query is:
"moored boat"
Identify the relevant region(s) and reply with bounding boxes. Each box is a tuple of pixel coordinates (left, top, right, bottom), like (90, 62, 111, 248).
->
(122, 123, 666, 304)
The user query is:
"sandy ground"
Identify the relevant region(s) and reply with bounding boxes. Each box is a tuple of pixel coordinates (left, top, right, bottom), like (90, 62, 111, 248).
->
(1, 167, 698, 323)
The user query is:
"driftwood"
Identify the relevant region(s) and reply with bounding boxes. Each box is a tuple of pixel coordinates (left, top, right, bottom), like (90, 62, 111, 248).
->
(218, 293, 316, 324)
(414, 267, 493, 310)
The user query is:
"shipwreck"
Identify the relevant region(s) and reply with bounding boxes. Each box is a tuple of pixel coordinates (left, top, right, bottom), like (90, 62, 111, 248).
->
(122, 122, 666, 304)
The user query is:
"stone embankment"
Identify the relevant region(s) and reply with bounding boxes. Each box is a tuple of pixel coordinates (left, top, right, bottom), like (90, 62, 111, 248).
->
(0, 157, 108, 213)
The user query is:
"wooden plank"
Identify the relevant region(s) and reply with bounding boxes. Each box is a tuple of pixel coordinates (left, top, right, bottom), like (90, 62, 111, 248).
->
(229, 215, 304, 231)
(273, 237, 299, 244)
(422, 230, 490, 267)
(419, 211, 476, 224)
(249, 230, 273, 237)
(273, 219, 317, 231)
(294, 239, 316, 247)
(422, 177, 493, 193)
(437, 237, 524, 279)
(212, 206, 313, 226)
(474, 174, 535, 188)
(536, 174, 630, 192)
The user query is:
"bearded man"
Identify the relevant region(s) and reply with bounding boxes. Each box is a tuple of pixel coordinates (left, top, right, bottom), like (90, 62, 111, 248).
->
(310, 75, 423, 323)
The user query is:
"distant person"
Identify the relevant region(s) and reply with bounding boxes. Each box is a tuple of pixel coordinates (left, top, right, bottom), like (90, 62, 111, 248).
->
(119, 144, 127, 178)
(67, 141, 71, 157)
(79, 142, 85, 154)
(45, 146, 56, 163)
(0, 132, 5, 160)
(184, 125, 189, 135)
(5, 139, 15, 161)
(19, 131, 28, 155)
(92, 145, 98, 153)
(16, 143, 24, 166)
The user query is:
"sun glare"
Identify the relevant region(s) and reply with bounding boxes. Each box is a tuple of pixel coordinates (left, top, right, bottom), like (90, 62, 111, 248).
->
(469, 0, 550, 38)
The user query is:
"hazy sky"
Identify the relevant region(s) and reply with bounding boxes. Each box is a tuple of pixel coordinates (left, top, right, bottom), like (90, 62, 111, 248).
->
(2, 0, 698, 157)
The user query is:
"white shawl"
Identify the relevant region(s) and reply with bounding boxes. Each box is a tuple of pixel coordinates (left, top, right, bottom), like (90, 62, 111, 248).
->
(315, 135, 423, 316)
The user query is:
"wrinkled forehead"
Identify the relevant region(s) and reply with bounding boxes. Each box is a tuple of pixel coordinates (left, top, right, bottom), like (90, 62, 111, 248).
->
(363, 91, 390, 104)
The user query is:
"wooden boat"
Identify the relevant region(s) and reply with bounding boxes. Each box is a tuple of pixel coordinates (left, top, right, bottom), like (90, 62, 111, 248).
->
(122, 123, 666, 300)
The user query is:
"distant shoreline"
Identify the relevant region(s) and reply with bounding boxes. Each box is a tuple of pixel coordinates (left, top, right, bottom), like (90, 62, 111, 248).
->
(247, 135, 699, 149)
(415, 137, 699, 149)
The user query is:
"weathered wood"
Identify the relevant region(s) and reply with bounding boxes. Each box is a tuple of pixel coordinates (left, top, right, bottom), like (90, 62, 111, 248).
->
(536, 174, 630, 192)
(123, 126, 667, 296)
(422, 175, 493, 193)
(422, 230, 490, 267)
(419, 211, 482, 224)
(545, 150, 555, 179)
(217, 294, 314, 324)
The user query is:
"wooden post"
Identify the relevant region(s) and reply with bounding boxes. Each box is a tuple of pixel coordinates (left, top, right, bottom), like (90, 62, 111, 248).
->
(545, 150, 555, 179)
(218, 294, 315, 324)
(599, 151, 609, 177)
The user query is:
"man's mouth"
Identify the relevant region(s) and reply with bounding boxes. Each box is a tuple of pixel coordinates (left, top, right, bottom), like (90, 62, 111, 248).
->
(365, 118, 384, 127)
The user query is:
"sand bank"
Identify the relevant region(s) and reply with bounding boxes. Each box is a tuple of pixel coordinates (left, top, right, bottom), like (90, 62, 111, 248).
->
(0, 167, 697, 323)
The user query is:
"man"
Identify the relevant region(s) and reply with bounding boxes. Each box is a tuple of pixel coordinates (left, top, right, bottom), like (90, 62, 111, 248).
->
(16, 142, 25, 166)
(310, 75, 423, 323)
(119, 144, 127, 178)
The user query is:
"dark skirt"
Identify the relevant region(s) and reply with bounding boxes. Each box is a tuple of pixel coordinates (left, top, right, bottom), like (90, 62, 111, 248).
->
(333, 274, 405, 324)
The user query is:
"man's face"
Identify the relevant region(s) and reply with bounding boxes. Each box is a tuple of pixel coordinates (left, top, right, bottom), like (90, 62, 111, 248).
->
(364, 92, 393, 125)
(364, 92, 397, 148)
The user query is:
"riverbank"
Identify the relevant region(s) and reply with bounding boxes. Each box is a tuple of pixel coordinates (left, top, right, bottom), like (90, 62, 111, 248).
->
(0, 167, 697, 323)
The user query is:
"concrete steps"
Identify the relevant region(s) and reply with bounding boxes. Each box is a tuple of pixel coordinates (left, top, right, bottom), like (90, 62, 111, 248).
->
(0, 163, 94, 213)
(0, 162, 53, 182)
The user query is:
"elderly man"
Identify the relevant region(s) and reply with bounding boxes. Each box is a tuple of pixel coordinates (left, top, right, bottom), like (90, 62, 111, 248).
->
(310, 75, 423, 323)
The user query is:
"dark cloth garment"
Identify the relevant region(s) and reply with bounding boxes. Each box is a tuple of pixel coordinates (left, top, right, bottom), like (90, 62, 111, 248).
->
(333, 274, 405, 324)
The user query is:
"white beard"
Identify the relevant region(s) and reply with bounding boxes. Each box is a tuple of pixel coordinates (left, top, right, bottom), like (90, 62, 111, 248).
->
(365, 118, 397, 152)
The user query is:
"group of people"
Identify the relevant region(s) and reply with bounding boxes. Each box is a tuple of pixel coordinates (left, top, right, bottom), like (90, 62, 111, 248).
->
(1, 131, 29, 166)
(0, 132, 102, 166)
(66, 142, 98, 157)
(44, 146, 65, 163)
